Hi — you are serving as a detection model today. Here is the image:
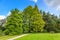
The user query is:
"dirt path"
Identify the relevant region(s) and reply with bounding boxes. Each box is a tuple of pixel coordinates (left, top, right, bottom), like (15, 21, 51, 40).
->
(8, 34, 28, 40)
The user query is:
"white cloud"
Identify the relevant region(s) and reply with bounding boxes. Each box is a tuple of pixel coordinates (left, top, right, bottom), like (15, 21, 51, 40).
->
(57, 6, 60, 12)
(0, 15, 5, 20)
(7, 11, 11, 16)
(31, 0, 38, 3)
(45, 0, 60, 12)
(0, 11, 11, 20)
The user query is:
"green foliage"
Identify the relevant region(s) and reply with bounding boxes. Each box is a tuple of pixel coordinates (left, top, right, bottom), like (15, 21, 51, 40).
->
(55, 18, 60, 32)
(41, 11, 60, 33)
(23, 6, 33, 33)
(0, 30, 4, 36)
(30, 5, 45, 32)
(3, 4, 60, 35)
(4, 29, 9, 35)
(23, 5, 45, 33)
(4, 8, 23, 35)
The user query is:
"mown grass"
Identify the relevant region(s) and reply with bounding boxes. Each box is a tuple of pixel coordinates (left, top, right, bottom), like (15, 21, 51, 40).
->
(16, 33, 60, 40)
(0, 35, 17, 40)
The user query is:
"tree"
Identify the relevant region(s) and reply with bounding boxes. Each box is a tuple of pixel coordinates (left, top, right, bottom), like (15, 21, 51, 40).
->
(30, 5, 45, 32)
(42, 12, 57, 32)
(23, 6, 33, 33)
(56, 18, 60, 32)
(23, 5, 45, 33)
(4, 8, 23, 35)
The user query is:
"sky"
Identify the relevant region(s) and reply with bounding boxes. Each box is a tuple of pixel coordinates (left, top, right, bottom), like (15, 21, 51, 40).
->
(0, 0, 60, 19)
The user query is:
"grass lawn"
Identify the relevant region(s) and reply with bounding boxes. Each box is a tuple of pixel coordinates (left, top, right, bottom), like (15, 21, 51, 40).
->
(16, 33, 60, 40)
(0, 35, 17, 40)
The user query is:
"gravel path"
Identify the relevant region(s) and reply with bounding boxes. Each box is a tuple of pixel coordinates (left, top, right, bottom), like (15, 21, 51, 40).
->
(8, 34, 28, 40)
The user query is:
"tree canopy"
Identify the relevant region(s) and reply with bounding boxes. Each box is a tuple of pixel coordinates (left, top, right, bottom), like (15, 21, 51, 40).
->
(0, 5, 60, 35)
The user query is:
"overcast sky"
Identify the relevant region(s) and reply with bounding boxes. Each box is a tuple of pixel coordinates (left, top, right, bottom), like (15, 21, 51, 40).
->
(0, 0, 60, 19)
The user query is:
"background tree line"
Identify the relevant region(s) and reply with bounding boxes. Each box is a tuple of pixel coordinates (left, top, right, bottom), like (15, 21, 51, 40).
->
(0, 5, 60, 35)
